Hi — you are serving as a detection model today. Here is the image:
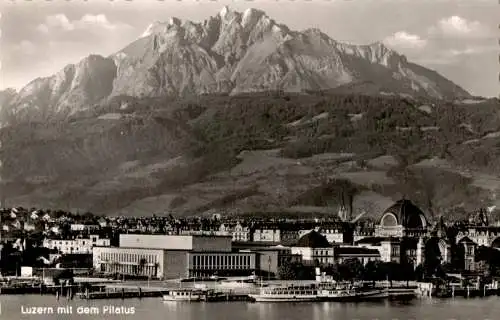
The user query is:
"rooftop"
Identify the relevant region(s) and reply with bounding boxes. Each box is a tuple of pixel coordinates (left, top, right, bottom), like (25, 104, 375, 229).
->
(295, 231, 331, 248)
(335, 246, 380, 256)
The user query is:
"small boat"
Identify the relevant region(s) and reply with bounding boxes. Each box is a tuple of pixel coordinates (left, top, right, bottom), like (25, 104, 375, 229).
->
(201, 290, 228, 302)
(249, 284, 320, 302)
(218, 275, 266, 289)
(218, 279, 256, 289)
(180, 276, 227, 283)
(162, 289, 204, 302)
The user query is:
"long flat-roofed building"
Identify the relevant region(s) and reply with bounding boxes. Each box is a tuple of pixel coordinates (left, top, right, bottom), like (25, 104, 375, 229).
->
(93, 234, 256, 279)
(119, 234, 232, 252)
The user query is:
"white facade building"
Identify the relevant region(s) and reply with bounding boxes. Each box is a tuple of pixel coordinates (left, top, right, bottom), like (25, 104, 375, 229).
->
(70, 224, 100, 232)
(43, 235, 110, 254)
(290, 231, 335, 265)
(252, 228, 281, 242)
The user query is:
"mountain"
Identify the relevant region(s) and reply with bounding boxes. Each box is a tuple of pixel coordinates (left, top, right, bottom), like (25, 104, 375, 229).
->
(0, 88, 17, 126)
(2, 7, 494, 221)
(2, 90, 500, 220)
(2, 6, 470, 124)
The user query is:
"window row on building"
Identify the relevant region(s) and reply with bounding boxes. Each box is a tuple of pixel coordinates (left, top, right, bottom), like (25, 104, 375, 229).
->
(99, 251, 159, 265)
(190, 253, 255, 270)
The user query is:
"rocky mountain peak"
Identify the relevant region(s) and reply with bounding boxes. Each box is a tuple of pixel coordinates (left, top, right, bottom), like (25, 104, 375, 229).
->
(219, 5, 234, 19)
(1, 6, 471, 125)
(169, 17, 181, 26)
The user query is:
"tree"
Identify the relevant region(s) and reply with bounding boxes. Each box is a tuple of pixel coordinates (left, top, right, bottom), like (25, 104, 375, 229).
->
(399, 257, 416, 284)
(414, 264, 425, 281)
(339, 258, 365, 281)
(324, 263, 341, 281)
(439, 262, 455, 274)
(277, 261, 297, 280)
(423, 239, 442, 277)
(380, 262, 397, 286)
(295, 263, 315, 280)
(363, 260, 384, 285)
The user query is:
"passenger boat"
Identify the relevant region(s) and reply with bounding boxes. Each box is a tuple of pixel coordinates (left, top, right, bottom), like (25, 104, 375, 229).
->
(318, 282, 389, 302)
(249, 284, 320, 302)
(162, 289, 204, 302)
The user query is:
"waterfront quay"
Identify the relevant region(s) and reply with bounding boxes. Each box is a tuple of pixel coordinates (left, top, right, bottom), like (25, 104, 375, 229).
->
(3, 293, 500, 320)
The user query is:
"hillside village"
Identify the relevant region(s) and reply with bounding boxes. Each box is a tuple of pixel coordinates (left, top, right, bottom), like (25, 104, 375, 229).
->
(2, 199, 500, 283)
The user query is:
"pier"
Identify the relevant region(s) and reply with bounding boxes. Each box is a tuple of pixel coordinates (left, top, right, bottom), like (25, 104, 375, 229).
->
(416, 281, 500, 298)
(75, 284, 252, 301)
(77, 288, 165, 299)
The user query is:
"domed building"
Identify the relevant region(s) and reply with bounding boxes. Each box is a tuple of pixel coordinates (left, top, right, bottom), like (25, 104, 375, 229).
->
(376, 199, 429, 237)
(296, 230, 331, 248)
(290, 231, 335, 265)
(352, 199, 440, 267)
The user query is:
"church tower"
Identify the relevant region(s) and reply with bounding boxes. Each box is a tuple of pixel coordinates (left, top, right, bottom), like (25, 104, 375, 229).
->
(337, 191, 352, 222)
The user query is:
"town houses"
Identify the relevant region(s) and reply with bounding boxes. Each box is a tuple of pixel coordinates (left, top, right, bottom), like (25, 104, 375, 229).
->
(1, 200, 500, 280)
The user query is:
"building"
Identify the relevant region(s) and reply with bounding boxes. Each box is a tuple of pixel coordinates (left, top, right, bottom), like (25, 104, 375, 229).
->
(458, 236, 477, 271)
(251, 222, 306, 245)
(334, 246, 381, 265)
(188, 251, 257, 277)
(250, 245, 302, 277)
(355, 199, 455, 268)
(70, 224, 100, 233)
(218, 222, 251, 242)
(455, 209, 500, 247)
(291, 231, 335, 265)
(375, 199, 428, 238)
(118, 234, 232, 252)
(356, 237, 402, 263)
(93, 234, 258, 279)
(318, 226, 344, 244)
(252, 227, 281, 243)
(93, 246, 171, 278)
(43, 235, 110, 254)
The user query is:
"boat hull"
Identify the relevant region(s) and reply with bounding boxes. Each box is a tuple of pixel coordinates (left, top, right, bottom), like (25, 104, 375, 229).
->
(218, 282, 256, 290)
(320, 290, 389, 302)
(162, 295, 202, 302)
(249, 294, 320, 302)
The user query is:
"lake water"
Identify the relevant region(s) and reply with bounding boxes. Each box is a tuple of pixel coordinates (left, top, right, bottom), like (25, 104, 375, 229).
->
(1, 295, 499, 320)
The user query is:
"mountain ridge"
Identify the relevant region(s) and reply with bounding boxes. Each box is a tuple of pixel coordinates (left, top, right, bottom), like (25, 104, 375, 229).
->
(1, 91, 499, 219)
(1, 6, 470, 125)
(2, 7, 494, 220)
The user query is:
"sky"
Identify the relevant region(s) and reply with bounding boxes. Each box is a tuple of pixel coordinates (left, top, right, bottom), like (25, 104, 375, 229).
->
(0, 0, 498, 97)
